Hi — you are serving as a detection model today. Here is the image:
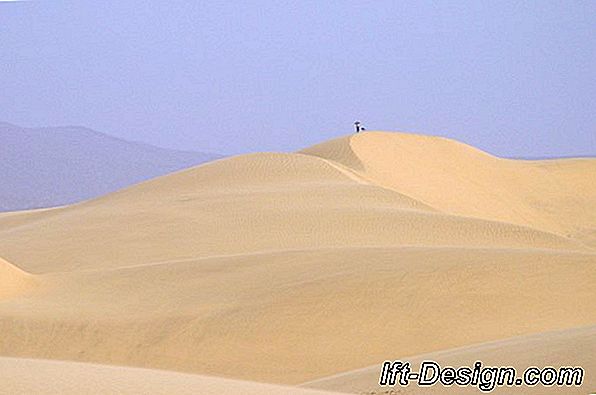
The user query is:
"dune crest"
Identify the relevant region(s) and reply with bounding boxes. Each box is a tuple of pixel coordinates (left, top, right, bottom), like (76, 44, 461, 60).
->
(302, 131, 596, 236)
(0, 257, 34, 299)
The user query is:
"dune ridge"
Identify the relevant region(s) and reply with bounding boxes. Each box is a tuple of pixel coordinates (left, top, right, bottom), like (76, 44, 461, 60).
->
(0, 257, 34, 299)
(302, 132, 596, 237)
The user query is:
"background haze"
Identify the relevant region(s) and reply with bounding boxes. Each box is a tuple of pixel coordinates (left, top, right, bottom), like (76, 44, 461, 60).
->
(1, 1, 594, 157)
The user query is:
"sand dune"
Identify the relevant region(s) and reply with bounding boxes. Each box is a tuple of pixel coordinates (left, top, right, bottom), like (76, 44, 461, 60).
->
(303, 132, 596, 236)
(0, 131, 594, 392)
(304, 325, 596, 394)
(0, 247, 593, 384)
(0, 143, 589, 273)
(0, 358, 345, 395)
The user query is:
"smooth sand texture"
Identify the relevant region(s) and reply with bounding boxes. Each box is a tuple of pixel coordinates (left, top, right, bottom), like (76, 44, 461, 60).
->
(304, 325, 596, 394)
(0, 257, 34, 299)
(0, 132, 594, 392)
(0, 149, 587, 273)
(303, 132, 596, 236)
(0, 358, 345, 395)
(1, 247, 594, 384)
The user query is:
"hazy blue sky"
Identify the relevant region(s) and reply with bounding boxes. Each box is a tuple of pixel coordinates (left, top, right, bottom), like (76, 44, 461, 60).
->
(1, 1, 594, 157)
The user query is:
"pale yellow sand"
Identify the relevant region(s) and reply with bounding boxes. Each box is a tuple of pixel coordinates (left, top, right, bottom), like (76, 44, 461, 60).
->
(0, 133, 591, 273)
(0, 132, 594, 392)
(0, 247, 593, 384)
(0, 357, 346, 395)
(0, 257, 34, 299)
(303, 132, 596, 236)
(303, 325, 596, 394)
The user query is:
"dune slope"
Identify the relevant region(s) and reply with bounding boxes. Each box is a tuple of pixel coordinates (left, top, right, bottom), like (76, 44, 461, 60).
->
(0, 147, 587, 273)
(0, 257, 34, 299)
(0, 358, 345, 395)
(303, 325, 596, 394)
(0, 247, 593, 383)
(302, 132, 596, 236)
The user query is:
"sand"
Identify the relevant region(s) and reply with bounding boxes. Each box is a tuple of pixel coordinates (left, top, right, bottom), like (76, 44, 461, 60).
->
(303, 132, 596, 236)
(303, 325, 596, 394)
(0, 357, 345, 395)
(0, 257, 34, 299)
(0, 131, 594, 393)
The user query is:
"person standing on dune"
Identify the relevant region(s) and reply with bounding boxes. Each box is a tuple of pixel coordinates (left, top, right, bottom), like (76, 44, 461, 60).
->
(354, 121, 366, 133)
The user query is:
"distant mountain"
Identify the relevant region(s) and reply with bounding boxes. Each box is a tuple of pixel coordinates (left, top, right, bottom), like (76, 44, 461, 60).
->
(0, 122, 221, 211)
